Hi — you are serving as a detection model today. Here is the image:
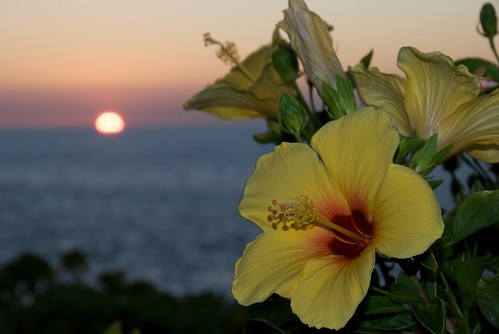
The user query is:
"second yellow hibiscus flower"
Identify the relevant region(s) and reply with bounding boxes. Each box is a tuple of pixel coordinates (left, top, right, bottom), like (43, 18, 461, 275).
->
(351, 46, 499, 162)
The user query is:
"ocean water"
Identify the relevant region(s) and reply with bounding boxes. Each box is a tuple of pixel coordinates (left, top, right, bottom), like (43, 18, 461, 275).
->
(0, 124, 459, 299)
(0, 124, 270, 297)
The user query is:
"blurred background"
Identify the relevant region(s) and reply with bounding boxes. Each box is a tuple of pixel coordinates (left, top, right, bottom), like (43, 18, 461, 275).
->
(0, 0, 496, 333)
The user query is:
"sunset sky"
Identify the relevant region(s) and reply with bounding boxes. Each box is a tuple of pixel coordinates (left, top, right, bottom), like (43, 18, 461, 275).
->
(1, 0, 496, 129)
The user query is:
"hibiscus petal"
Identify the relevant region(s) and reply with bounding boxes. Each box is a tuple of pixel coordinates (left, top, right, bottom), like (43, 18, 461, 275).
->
(372, 164, 443, 258)
(290, 250, 375, 330)
(440, 89, 499, 162)
(398, 47, 480, 139)
(310, 108, 399, 213)
(184, 45, 292, 119)
(232, 227, 330, 304)
(350, 65, 412, 137)
(239, 142, 348, 231)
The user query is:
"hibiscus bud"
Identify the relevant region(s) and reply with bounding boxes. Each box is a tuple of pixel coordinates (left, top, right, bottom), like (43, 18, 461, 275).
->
(322, 76, 357, 120)
(272, 46, 299, 82)
(480, 3, 497, 39)
(279, 93, 309, 138)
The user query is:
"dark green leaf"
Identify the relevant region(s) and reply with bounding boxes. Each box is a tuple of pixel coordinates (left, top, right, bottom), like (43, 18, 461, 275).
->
(389, 272, 423, 304)
(441, 190, 499, 248)
(411, 299, 446, 334)
(359, 296, 409, 316)
(354, 313, 415, 332)
(477, 274, 499, 329)
(416, 252, 438, 270)
(455, 58, 499, 83)
(455, 257, 487, 309)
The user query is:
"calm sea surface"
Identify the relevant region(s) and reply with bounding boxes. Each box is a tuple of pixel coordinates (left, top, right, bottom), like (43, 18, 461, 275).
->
(0, 124, 270, 297)
(0, 124, 457, 298)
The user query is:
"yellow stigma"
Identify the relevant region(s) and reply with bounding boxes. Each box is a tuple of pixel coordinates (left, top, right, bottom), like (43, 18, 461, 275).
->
(203, 32, 241, 66)
(267, 195, 370, 246)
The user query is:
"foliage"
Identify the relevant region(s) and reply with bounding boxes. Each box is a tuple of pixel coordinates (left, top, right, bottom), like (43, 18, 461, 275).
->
(0, 251, 295, 334)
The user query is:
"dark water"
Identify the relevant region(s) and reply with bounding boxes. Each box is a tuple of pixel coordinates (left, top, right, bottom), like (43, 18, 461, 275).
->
(0, 124, 458, 298)
(0, 125, 270, 297)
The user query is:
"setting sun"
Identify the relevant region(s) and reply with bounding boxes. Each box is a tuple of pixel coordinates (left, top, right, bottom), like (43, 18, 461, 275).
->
(95, 111, 125, 134)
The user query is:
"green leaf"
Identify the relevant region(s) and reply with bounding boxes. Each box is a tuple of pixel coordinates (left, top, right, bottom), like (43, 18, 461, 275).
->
(354, 313, 415, 332)
(455, 257, 487, 309)
(455, 58, 499, 83)
(441, 190, 499, 248)
(477, 274, 499, 329)
(359, 296, 409, 316)
(416, 252, 438, 271)
(389, 272, 423, 304)
(410, 299, 446, 334)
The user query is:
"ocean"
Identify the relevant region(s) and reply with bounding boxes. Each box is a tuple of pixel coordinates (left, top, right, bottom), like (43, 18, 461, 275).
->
(0, 124, 457, 299)
(0, 124, 270, 297)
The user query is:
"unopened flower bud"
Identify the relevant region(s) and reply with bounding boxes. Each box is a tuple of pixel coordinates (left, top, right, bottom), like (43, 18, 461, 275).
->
(279, 93, 309, 136)
(272, 47, 299, 82)
(322, 76, 357, 120)
(480, 3, 497, 39)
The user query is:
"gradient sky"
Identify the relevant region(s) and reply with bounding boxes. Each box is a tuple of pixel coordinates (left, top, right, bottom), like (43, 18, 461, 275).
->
(1, 0, 496, 129)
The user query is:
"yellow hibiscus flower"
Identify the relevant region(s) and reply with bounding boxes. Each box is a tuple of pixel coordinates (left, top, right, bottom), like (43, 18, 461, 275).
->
(351, 46, 499, 162)
(183, 40, 293, 120)
(232, 108, 444, 330)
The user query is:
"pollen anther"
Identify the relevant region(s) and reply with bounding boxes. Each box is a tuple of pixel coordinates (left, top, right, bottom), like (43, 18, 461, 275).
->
(267, 195, 318, 231)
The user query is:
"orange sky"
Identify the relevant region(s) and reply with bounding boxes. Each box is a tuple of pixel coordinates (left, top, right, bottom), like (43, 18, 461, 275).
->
(1, 0, 496, 128)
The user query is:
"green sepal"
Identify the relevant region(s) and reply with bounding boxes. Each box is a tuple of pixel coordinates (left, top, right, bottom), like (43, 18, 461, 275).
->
(322, 76, 357, 120)
(441, 190, 499, 248)
(409, 134, 451, 176)
(410, 298, 446, 334)
(477, 274, 499, 329)
(426, 178, 445, 190)
(394, 136, 425, 164)
(360, 49, 374, 68)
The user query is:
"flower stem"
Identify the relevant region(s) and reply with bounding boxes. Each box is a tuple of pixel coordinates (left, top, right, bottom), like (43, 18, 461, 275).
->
(439, 271, 464, 320)
(488, 37, 499, 64)
(370, 286, 389, 296)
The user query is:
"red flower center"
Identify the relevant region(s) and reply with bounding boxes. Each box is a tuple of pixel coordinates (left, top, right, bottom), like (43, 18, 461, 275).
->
(328, 210, 372, 257)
